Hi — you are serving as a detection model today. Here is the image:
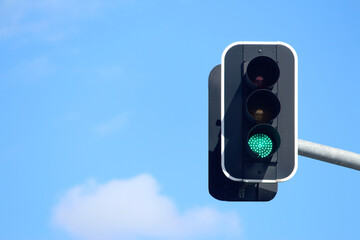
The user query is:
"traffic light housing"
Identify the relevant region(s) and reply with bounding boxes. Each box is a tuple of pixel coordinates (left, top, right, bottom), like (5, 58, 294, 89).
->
(208, 42, 297, 201)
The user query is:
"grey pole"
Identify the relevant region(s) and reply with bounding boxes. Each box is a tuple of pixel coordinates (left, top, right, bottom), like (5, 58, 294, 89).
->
(298, 139, 360, 171)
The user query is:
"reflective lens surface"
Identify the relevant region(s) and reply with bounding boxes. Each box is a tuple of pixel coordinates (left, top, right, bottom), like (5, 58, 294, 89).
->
(247, 89, 281, 123)
(246, 56, 280, 89)
(248, 133, 273, 158)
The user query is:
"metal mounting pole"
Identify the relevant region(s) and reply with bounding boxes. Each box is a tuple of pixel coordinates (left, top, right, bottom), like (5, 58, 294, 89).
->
(298, 139, 360, 171)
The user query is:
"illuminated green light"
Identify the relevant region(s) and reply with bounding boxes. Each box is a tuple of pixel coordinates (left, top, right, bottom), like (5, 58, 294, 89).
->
(248, 133, 273, 158)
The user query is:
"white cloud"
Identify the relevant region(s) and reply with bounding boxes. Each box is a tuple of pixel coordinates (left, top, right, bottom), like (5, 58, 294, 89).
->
(94, 113, 129, 136)
(52, 174, 241, 240)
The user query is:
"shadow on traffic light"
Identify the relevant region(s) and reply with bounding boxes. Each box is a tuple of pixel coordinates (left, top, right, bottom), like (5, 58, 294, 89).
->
(208, 64, 277, 201)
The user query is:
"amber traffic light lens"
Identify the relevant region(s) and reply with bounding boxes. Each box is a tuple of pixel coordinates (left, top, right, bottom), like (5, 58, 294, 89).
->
(247, 89, 281, 123)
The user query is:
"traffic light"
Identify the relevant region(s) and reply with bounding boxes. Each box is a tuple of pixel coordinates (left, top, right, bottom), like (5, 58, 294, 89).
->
(208, 42, 297, 201)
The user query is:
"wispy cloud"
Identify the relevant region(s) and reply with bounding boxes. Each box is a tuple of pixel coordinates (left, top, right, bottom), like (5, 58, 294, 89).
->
(72, 64, 125, 83)
(52, 174, 241, 240)
(0, 0, 110, 42)
(1, 55, 56, 85)
(94, 113, 129, 136)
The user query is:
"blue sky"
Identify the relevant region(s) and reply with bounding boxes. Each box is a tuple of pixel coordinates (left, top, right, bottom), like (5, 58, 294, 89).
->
(1, 0, 360, 239)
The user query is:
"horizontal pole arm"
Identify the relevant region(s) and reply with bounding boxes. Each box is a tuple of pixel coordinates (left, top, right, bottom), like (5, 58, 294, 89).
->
(298, 139, 360, 171)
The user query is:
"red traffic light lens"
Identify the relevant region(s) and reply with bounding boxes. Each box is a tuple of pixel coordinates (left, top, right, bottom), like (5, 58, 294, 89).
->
(246, 56, 280, 89)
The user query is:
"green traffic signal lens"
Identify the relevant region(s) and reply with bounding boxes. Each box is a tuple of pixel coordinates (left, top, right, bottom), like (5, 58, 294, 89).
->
(248, 133, 273, 158)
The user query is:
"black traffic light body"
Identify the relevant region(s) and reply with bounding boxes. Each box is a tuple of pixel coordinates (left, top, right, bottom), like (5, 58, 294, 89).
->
(208, 42, 297, 201)
(221, 42, 298, 183)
